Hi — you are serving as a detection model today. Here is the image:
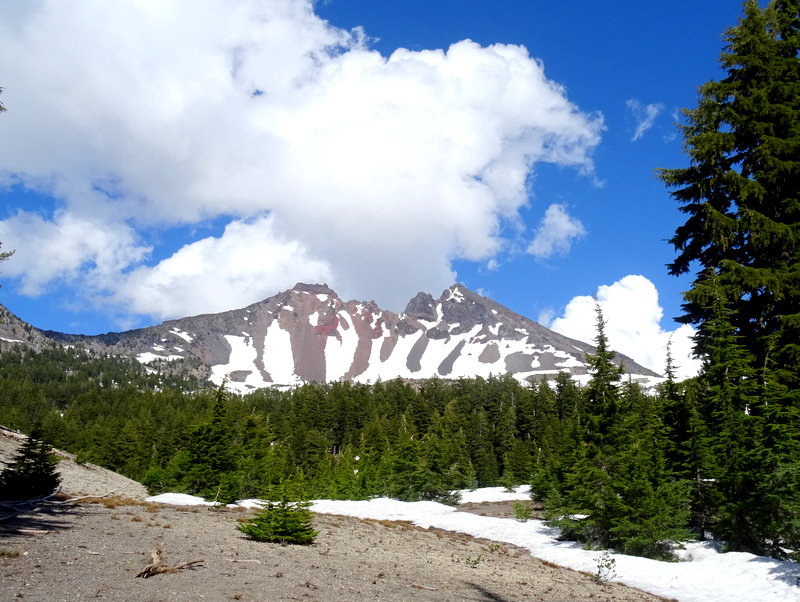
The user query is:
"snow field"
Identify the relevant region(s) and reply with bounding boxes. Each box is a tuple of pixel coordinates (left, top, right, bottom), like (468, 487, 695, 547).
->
(147, 486, 800, 602)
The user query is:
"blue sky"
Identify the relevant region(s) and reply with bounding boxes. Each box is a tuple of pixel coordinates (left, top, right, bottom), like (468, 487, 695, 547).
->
(0, 0, 748, 377)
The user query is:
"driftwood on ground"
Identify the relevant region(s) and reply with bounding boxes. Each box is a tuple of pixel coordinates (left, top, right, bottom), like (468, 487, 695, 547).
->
(135, 547, 204, 578)
(0, 489, 118, 523)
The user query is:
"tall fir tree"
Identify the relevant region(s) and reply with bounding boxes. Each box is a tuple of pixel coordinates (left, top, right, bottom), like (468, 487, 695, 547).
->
(658, 0, 800, 375)
(658, 0, 800, 556)
(695, 277, 766, 552)
(181, 386, 239, 502)
(546, 306, 691, 559)
(582, 303, 625, 447)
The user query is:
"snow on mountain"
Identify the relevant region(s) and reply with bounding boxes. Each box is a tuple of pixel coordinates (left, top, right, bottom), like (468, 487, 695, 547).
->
(0, 283, 661, 393)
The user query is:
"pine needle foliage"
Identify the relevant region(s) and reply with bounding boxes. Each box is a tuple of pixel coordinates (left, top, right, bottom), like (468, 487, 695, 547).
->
(658, 0, 800, 557)
(0, 427, 61, 501)
(237, 485, 318, 545)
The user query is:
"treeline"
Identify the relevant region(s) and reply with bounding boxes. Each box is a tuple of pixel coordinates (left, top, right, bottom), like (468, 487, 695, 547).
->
(0, 344, 585, 499)
(0, 337, 697, 560)
(0, 321, 797, 562)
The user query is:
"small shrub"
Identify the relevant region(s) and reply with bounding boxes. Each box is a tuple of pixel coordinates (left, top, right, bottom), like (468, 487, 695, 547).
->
(593, 551, 618, 583)
(237, 498, 318, 545)
(512, 500, 533, 522)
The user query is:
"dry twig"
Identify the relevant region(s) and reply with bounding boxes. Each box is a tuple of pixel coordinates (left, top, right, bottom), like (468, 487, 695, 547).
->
(136, 547, 204, 578)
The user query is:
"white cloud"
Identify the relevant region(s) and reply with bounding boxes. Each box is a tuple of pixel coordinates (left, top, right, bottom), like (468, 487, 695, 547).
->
(113, 215, 333, 320)
(0, 210, 148, 296)
(626, 99, 664, 142)
(544, 275, 701, 380)
(527, 203, 586, 259)
(0, 0, 603, 322)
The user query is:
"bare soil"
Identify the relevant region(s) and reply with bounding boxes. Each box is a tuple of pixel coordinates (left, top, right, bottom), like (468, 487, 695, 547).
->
(0, 499, 674, 602)
(1, 428, 671, 601)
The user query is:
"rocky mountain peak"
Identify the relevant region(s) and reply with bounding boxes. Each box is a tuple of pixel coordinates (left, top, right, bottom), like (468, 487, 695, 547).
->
(404, 292, 438, 322)
(291, 283, 336, 296)
(0, 283, 662, 393)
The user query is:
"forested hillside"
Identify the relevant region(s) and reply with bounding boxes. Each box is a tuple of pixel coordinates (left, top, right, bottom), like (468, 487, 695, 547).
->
(0, 334, 699, 560)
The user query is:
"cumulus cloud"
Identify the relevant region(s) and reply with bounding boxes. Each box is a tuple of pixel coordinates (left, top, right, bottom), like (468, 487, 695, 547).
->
(542, 275, 701, 380)
(527, 203, 586, 259)
(0, 0, 603, 323)
(626, 99, 664, 142)
(0, 210, 148, 296)
(114, 216, 334, 320)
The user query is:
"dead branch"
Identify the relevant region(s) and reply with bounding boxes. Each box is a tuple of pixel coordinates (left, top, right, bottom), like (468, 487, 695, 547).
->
(0, 489, 62, 522)
(55, 490, 119, 504)
(136, 547, 204, 578)
(0, 489, 121, 523)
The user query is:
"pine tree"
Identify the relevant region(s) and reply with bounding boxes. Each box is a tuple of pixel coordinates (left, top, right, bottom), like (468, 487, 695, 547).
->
(582, 303, 624, 447)
(0, 427, 61, 501)
(659, 343, 715, 538)
(237, 481, 318, 545)
(695, 278, 765, 552)
(657, 0, 800, 377)
(546, 306, 692, 559)
(182, 387, 239, 502)
(658, 0, 800, 557)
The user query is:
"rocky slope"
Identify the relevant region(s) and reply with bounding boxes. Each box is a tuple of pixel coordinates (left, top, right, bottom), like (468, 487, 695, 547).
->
(1, 283, 660, 393)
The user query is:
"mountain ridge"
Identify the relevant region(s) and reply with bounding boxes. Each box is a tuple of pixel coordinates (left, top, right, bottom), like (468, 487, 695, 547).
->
(0, 283, 660, 392)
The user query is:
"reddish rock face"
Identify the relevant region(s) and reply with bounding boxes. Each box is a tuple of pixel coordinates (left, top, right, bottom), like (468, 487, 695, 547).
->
(3, 282, 661, 392)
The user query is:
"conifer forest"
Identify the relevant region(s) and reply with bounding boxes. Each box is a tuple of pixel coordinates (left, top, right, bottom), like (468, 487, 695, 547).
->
(1, 0, 798, 563)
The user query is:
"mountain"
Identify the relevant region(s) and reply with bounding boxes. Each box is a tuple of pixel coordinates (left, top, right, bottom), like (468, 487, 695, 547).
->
(1, 283, 660, 392)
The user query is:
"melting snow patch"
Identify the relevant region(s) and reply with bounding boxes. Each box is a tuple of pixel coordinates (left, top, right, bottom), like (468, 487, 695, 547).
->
(146, 493, 216, 506)
(169, 328, 194, 343)
(147, 485, 800, 602)
(458, 485, 531, 503)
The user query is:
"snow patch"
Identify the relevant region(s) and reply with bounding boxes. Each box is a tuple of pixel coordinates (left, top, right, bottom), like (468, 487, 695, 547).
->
(169, 328, 193, 343)
(447, 287, 465, 303)
(148, 486, 800, 602)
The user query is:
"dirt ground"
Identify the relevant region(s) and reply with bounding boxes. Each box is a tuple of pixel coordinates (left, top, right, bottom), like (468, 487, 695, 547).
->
(1, 428, 672, 601)
(0, 499, 674, 602)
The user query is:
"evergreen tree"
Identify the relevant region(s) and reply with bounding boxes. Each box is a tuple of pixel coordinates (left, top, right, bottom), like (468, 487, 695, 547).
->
(237, 481, 318, 545)
(658, 0, 800, 557)
(699, 278, 774, 553)
(181, 387, 239, 502)
(659, 342, 714, 538)
(657, 0, 800, 376)
(0, 427, 61, 501)
(582, 304, 625, 447)
(0, 241, 13, 267)
(545, 306, 692, 559)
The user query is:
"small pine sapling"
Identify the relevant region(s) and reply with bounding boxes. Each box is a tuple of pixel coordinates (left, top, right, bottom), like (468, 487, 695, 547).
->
(512, 500, 533, 522)
(237, 491, 318, 545)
